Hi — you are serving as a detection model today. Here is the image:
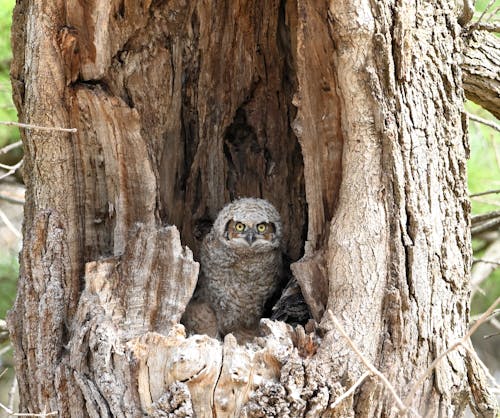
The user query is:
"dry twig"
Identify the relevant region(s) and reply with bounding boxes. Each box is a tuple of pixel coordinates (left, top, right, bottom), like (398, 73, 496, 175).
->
(328, 297, 500, 416)
(467, 113, 500, 132)
(0, 141, 22, 155)
(329, 371, 370, 410)
(0, 121, 76, 133)
(405, 297, 500, 404)
(328, 312, 414, 416)
(473, 258, 500, 266)
(470, 189, 500, 198)
(470, 22, 500, 32)
(0, 160, 22, 181)
(0, 402, 57, 417)
(474, 0, 497, 27)
(471, 239, 500, 292)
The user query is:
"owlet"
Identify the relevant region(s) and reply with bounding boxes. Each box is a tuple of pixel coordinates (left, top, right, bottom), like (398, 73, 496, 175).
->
(196, 197, 283, 337)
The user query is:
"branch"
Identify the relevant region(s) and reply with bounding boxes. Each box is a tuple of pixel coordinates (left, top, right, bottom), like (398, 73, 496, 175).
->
(0, 402, 57, 417)
(462, 30, 500, 119)
(471, 217, 500, 236)
(329, 371, 370, 410)
(327, 312, 412, 415)
(471, 210, 500, 225)
(470, 189, 500, 198)
(467, 112, 500, 132)
(469, 22, 500, 32)
(0, 141, 22, 155)
(0, 121, 77, 133)
(0, 160, 22, 181)
(474, 0, 496, 28)
(471, 239, 500, 292)
(470, 309, 500, 324)
(473, 258, 500, 266)
(404, 297, 500, 405)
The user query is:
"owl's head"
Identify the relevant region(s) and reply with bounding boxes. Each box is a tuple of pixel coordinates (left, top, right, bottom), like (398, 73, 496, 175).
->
(213, 198, 282, 252)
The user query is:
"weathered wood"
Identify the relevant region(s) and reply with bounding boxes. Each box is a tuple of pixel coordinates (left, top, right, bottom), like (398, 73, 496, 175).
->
(462, 29, 500, 119)
(62, 225, 199, 417)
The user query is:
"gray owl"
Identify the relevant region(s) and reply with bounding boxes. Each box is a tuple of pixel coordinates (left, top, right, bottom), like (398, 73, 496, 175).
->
(196, 198, 283, 337)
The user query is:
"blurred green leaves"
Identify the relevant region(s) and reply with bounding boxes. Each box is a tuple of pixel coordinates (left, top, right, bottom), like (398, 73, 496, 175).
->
(0, 0, 17, 148)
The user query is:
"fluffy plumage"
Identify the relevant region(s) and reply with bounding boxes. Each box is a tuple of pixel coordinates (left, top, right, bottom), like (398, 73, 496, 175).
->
(197, 198, 283, 337)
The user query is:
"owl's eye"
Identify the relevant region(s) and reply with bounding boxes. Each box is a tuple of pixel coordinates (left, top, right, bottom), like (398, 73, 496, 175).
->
(234, 222, 246, 232)
(256, 223, 267, 233)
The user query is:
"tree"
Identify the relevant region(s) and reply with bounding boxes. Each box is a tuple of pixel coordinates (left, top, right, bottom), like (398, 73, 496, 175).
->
(6, 0, 499, 417)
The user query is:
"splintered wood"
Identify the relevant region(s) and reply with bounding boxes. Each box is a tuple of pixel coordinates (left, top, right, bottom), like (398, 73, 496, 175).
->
(74, 224, 326, 417)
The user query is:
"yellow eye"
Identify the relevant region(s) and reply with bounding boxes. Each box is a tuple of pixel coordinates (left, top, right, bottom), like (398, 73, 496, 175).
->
(257, 223, 267, 233)
(234, 222, 246, 232)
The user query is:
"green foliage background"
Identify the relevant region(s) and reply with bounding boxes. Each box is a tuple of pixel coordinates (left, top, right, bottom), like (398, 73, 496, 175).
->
(0, 0, 17, 148)
(0, 0, 18, 323)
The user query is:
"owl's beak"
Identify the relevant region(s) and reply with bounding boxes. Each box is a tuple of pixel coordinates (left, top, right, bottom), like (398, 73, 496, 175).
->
(245, 232, 256, 245)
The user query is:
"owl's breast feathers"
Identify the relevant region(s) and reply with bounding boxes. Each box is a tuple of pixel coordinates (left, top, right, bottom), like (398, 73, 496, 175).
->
(200, 231, 282, 334)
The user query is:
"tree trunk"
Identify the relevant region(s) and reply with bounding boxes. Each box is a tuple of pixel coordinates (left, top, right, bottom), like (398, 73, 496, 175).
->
(7, 1, 497, 417)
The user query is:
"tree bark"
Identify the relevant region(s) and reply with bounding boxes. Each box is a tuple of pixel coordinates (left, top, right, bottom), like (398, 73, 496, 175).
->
(7, 1, 497, 417)
(462, 29, 500, 118)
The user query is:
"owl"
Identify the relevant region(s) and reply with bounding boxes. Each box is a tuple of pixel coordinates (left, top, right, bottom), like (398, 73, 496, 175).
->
(193, 198, 283, 338)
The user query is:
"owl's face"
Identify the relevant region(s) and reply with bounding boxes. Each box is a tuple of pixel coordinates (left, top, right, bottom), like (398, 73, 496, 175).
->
(212, 198, 282, 253)
(224, 219, 278, 248)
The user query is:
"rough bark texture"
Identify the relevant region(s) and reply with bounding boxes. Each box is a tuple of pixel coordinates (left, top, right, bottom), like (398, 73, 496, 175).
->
(7, 0, 497, 417)
(462, 29, 500, 118)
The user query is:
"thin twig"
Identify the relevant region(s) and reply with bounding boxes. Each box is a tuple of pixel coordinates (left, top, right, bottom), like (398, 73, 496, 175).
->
(329, 371, 370, 410)
(485, 6, 499, 22)
(0, 160, 22, 181)
(467, 113, 500, 132)
(475, 0, 497, 27)
(0, 208, 21, 239)
(471, 211, 500, 233)
(328, 312, 412, 415)
(470, 189, 500, 198)
(470, 21, 500, 32)
(0, 401, 57, 417)
(0, 141, 22, 155)
(405, 297, 500, 405)
(470, 309, 499, 323)
(471, 239, 500, 291)
(471, 218, 500, 236)
(473, 258, 500, 266)
(0, 121, 77, 133)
